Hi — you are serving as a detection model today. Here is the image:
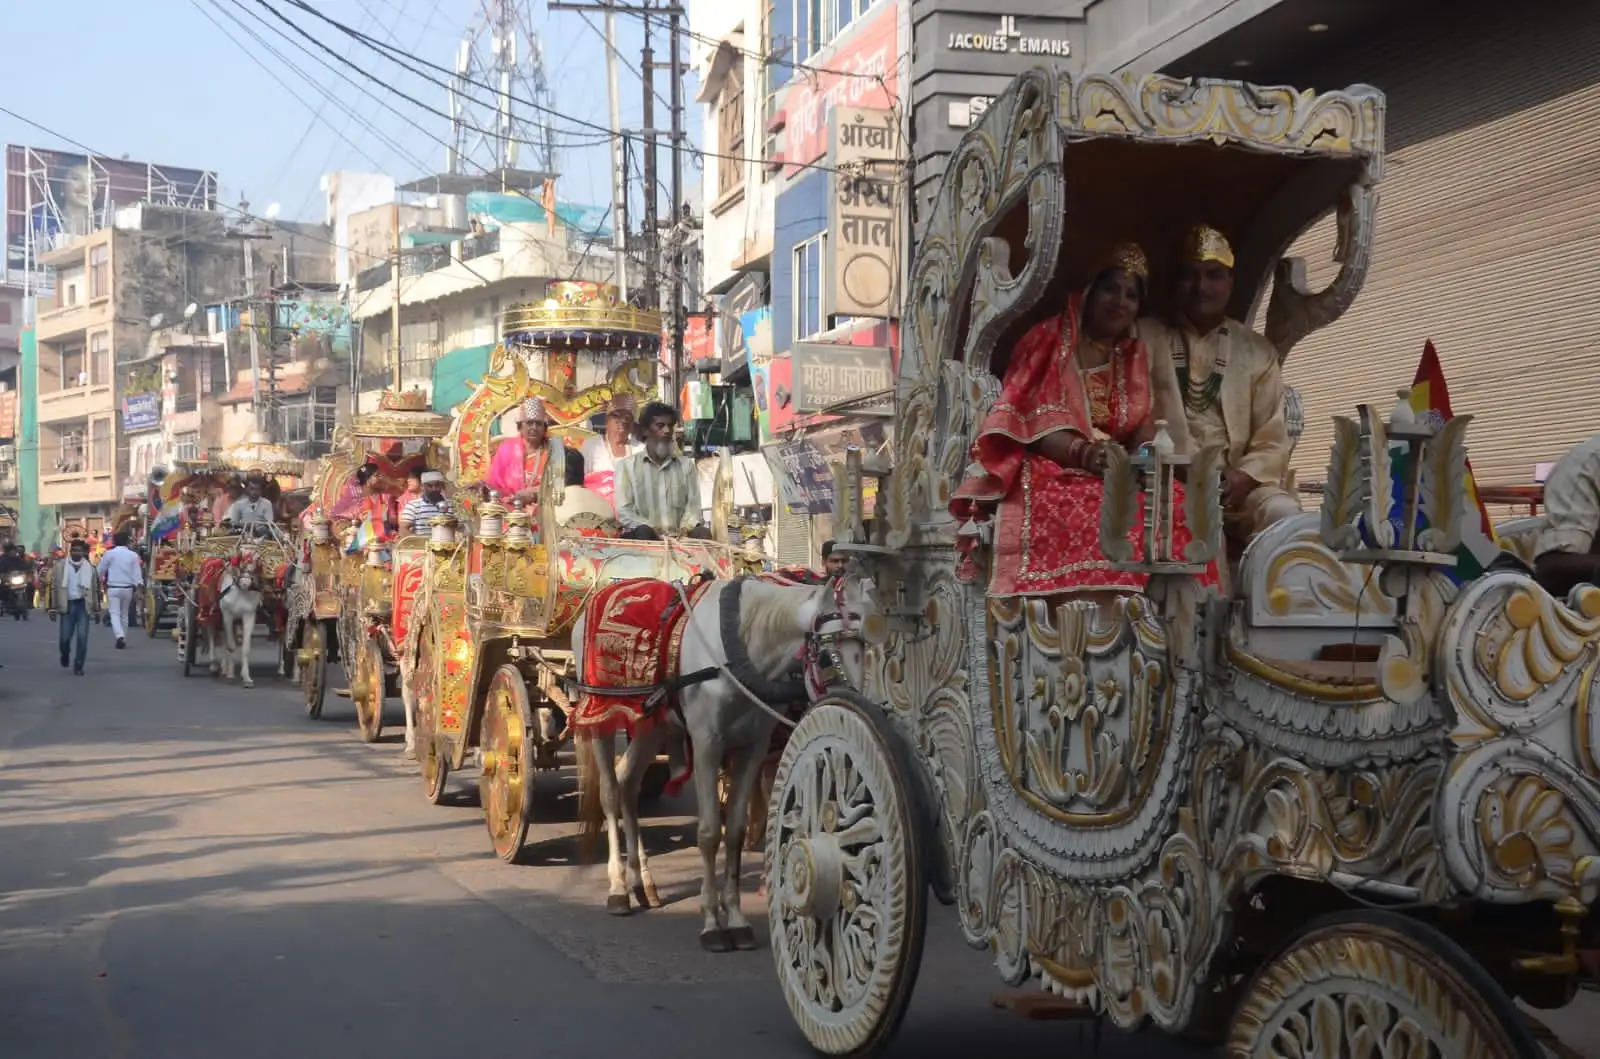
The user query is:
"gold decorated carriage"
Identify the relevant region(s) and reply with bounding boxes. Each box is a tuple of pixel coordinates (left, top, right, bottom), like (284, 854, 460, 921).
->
(404, 281, 763, 862)
(290, 391, 451, 740)
(165, 434, 303, 675)
(762, 68, 1600, 1057)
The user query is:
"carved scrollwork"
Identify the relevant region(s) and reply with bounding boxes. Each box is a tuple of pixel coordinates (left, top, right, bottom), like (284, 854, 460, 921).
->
(1436, 574, 1600, 903)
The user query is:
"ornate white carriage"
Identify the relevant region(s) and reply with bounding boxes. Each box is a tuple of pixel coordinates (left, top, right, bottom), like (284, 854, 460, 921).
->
(762, 68, 1600, 1056)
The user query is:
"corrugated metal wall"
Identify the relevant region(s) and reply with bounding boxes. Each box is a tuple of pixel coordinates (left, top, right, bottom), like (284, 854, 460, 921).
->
(773, 503, 814, 567)
(1276, 4, 1600, 490)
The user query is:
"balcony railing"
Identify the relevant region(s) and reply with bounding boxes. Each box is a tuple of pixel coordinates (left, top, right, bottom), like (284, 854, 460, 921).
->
(355, 262, 391, 292)
(462, 229, 500, 260)
(400, 244, 450, 277)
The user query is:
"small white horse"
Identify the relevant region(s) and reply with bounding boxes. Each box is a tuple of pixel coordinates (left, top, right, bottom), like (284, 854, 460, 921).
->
(573, 572, 870, 952)
(206, 548, 265, 687)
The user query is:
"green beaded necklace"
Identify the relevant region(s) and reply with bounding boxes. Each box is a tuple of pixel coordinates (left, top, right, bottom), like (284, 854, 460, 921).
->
(1174, 329, 1227, 415)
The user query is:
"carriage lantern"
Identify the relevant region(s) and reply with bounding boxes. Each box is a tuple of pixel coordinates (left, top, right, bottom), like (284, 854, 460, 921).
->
(428, 514, 459, 554)
(502, 507, 532, 551)
(477, 493, 507, 545)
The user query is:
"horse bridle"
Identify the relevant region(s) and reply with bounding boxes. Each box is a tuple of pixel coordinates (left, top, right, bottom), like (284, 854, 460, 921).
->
(803, 577, 867, 699)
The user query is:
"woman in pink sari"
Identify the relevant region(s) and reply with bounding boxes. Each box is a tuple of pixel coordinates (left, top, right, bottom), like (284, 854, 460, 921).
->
(952, 242, 1215, 597)
(487, 396, 584, 504)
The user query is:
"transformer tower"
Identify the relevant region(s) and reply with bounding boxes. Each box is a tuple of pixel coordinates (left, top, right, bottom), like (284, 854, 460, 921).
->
(446, 0, 559, 176)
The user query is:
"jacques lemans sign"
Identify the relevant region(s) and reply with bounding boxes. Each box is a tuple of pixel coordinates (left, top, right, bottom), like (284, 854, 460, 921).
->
(947, 15, 1071, 57)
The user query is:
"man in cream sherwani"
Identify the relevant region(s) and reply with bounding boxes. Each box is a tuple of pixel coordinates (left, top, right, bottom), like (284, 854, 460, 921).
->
(1138, 224, 1301, 554)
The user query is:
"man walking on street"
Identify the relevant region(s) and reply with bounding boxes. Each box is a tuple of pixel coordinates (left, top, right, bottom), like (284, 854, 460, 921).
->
(49, 538, 100, 675)
(99, 529, 143, 649)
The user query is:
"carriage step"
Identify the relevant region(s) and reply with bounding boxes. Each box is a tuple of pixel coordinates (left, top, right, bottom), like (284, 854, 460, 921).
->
(989, 991, 1094, 1021)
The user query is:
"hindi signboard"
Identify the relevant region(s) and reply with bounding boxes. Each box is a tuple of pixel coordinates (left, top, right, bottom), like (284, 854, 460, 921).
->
(791, 342, 893, 416)
(827, 107, 900, 319)
(767, 438, 835, 515)
(778, 2, 898, 174)
(122, 392, 161, 433)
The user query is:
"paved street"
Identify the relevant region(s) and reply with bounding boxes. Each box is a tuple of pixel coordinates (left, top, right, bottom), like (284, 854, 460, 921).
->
(4, 618, 1597, 1059)
(0, 618, 1190, 1059)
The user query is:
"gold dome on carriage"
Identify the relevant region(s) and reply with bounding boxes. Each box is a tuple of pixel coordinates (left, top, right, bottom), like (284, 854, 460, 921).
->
(351, 390, 453, 439)
(213, 431, 304, 477)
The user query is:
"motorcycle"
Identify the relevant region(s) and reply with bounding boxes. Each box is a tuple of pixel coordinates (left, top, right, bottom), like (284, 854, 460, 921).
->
(2, 571, 32, 620)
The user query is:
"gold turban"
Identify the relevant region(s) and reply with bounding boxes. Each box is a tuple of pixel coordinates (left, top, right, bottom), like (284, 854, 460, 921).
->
(1181, 225, 1235, 269)
(1097, 241, 1149, 281)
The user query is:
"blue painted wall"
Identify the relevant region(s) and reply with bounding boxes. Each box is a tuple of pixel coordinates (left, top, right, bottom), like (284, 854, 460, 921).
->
(771, 170, 829, 356)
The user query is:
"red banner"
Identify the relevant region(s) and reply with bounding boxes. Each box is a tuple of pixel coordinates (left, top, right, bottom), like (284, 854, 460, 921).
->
(778, 2, 899, 175)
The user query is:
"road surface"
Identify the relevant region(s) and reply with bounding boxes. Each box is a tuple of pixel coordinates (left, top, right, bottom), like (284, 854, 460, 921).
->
(0, 618, 1593, 1058)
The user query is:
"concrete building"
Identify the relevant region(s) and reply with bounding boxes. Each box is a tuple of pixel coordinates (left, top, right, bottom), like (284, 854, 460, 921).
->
(33, 205, 337, 535)
(348, 181, 611, 415)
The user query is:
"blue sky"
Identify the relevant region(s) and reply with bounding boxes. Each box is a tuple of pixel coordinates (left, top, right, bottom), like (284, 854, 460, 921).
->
(0, 0, 701, 223)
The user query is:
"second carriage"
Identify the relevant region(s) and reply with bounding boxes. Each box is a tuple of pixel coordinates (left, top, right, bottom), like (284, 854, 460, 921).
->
(403, 283, 763, 862)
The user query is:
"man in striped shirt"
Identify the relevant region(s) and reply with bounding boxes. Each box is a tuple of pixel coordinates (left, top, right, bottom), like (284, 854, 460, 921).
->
(400, 471, 451, 534)
(615, 402, 709, 541)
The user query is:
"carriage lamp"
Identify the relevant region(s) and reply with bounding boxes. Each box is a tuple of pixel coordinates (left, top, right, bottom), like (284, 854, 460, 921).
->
(363, 539, 387, 569)
(478, 493, 507, 545)
(503, 509, 532, 551)
(309, 515, 333, 547)
(428, 514, 459, 554)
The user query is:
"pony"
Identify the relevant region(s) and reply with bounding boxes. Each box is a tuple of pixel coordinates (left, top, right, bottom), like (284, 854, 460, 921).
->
(205, 545, 266, 687)
(572, 571, 871, 952)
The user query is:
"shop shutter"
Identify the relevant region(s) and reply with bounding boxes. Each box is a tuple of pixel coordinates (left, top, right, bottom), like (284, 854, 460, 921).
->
(773, 501, 813, 568)
(1275, 6, 1600, 495)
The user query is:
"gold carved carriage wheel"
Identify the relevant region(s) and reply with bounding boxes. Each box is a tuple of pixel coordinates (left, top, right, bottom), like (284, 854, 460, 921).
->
(479, 664, 538, 863)
(1225, 911, 1541, 1059)
(766, 694, 926, 1056)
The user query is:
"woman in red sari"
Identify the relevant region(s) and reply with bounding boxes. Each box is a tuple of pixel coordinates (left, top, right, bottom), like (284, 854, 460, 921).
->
(953, 242, 1212, 598)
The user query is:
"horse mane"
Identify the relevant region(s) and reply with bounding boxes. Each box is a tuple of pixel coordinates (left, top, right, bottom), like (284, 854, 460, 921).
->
(736, 578, 821, 677)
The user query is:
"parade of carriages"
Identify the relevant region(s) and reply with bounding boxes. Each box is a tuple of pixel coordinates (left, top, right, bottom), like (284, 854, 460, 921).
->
(198, 66, 1600, 1059)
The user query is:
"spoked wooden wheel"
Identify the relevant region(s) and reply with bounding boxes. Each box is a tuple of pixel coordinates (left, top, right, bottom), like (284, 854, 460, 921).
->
(766, 694, 926, 1057)
(1226, 910, 1542, 1059)
(301, 620, 328, 719)
(415, 624, 450, 805)
(479, 665, 537, 863)
(352, 638, 386, 744)
(144, 583, 161, 637)
(181, 597, 199, 678)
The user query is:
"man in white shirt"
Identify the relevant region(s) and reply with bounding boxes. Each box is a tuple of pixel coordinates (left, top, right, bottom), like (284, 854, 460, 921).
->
(1534, 434, 1600, 597)
(614, 401, 709, 540)
(579, 394, 644, 509)
(224, 474, 276, 535)
(98, 529, 143, 649)
(401, 471, 452, 534)
(49, 538, 100, 675)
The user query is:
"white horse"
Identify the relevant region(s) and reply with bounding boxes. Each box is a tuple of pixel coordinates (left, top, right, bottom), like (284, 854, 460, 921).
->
(573, 572, 870, 952)
(206, 547, 265, 687)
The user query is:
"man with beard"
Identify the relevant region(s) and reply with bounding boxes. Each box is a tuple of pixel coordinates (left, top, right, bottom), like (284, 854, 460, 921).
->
(580, 394, 644, 510)
(614, 402, 709, 540)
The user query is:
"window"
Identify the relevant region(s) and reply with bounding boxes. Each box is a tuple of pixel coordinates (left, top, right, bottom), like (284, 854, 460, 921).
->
(399, 316, 440, 387)
(207, 349, 229, 396)
(717, 60, 746, 198)
(792, 235, 825, 341)
(89, 332, 110, 386)
(89, 245, 109, 299)
(60, 344, 85, 388)
(795, 0, 878, 59)
(761, 1, 778, 181)
(173, 432, 199, 462)
(276, 390, 340, 454)
(89, 417, 112, 472)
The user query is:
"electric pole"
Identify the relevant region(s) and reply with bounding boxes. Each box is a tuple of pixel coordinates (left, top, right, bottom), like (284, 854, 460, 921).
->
(640, 5, 658, 310)
(605, 4, 629, 301)
(667, 5, 685, 413)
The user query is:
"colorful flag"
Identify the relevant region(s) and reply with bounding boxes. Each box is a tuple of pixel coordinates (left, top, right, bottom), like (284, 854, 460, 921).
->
(150, 500, 184, 543)
(1377, 342, 1499, 581)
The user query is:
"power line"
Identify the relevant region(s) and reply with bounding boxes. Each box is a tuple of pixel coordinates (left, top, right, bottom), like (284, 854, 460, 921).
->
(269, 0, 896, 180)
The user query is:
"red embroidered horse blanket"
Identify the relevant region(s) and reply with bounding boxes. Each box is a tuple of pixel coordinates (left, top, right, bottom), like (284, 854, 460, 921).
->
(572, 577, 716, 738)
(195, 558, 227, 627)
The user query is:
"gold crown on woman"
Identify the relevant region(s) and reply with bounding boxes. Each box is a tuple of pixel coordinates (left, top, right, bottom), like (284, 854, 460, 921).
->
(1182, 224, 1235, 269)
(1097, 241, 1150, 280)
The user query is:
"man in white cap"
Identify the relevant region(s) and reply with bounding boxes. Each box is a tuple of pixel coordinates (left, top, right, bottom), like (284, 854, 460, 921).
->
(580, 393, 643, 508)
(1138, 224, 1299, 552)
(401, 470, 451, 534)
(486, 395, 585, 505)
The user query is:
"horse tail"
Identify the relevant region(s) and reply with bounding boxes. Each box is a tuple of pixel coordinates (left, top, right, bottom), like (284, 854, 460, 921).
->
(574, 730, 604, 865)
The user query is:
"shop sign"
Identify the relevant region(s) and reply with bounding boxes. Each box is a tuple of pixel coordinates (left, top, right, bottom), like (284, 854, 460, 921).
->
(947, 14, 1071, 57)
(767, 438, 835, 514)
(779, 1, 898, 174)
(0, 390, 17, 439)
(122, 392, 161, 433)
(827, 107, 899, 319)
(792, 342, 893, 416)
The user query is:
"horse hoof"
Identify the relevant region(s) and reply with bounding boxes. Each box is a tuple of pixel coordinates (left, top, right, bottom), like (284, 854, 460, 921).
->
(727, 926, 758, 951)
(403, 745, 417, 761)
(642, 882, 663, 909)
(699, 929, 733, 953)
(606, 895, 632, 916)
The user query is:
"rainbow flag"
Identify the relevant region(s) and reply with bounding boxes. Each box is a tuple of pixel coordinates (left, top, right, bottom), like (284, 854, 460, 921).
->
(1381, 342, 1499, 581)
(150, 499, 184, 543)
(346, 510, 378, 554)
